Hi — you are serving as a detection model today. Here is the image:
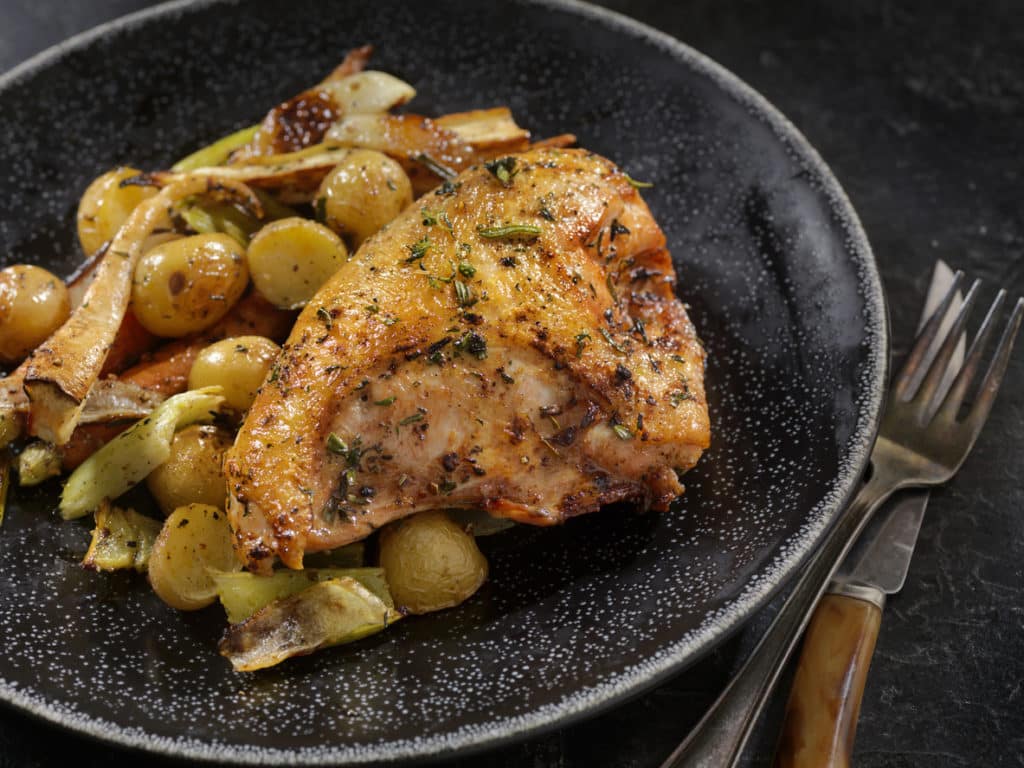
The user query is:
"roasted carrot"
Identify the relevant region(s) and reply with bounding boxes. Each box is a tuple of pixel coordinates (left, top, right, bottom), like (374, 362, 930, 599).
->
(61, 422, 128, 470)
(100, 311, 158, 376)
(61, 294, 294, 470)
(120, 293, 294, 397)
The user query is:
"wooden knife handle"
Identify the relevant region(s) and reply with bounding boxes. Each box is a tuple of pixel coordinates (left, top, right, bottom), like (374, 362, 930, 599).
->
(772, 587, 884, 768)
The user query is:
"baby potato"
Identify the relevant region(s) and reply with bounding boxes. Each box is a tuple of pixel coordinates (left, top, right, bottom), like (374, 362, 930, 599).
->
(132, 233, 248, 337)
(146, 424, 232, 516)
(148, 503, 240, 611)
(188, 336, 280, 413)
(316, 149, 412, 248)
(77, 166, 157, 256)
(378, 510, 488, 615)
(0, 264, 71, 364)
(246, 217, 347, 309)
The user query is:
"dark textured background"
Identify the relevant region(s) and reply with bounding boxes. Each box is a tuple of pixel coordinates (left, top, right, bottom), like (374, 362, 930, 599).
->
(0, 0, 1021, 766)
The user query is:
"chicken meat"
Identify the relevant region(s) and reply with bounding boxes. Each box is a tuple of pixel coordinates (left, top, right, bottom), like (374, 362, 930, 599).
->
(225, 147, 709, 572)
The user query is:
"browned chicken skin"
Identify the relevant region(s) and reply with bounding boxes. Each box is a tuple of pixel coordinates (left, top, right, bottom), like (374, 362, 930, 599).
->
(226, 148, 710, 573)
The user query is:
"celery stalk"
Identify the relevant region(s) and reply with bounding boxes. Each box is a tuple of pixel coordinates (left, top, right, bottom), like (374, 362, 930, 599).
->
(60, 387, 224, 519)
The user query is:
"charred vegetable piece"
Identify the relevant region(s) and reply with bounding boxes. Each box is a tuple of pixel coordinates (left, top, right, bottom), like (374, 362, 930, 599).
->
(82, 502, 161, 573)
(378, 510, 488, 615)
(212, 566, 395, 625)
(219, 577, 393, 672)
(17, 442, 61, 486)
(59, 387, 224, 519)
(319, 71, 416, 116)
(79, 380, 166, 424)
(148, 503, 239, 610)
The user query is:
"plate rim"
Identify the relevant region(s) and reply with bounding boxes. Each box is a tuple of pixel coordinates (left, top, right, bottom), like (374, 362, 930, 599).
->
(0, 0, 889, 763)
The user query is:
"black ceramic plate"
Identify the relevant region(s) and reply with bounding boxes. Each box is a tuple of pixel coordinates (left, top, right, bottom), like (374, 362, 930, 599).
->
(0, 0, 887, 763)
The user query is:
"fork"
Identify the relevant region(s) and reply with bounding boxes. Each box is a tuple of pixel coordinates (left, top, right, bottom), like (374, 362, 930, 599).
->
(660, 272, 1024, 768)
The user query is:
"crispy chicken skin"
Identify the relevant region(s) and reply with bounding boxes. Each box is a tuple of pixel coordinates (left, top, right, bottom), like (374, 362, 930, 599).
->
(226, 148, 709, 572)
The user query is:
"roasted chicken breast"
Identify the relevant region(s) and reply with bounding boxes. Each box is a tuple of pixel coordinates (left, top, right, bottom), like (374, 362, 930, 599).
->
(226, 148, 709, 572)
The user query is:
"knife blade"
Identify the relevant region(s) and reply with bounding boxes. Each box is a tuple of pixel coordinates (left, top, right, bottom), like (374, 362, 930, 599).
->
(772, 261, 964, 768)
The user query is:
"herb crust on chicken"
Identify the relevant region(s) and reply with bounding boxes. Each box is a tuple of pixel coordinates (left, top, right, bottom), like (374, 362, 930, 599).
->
(225, 147, 710, 573)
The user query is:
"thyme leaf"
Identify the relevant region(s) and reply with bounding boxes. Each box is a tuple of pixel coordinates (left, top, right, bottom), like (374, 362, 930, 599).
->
(575, 331, 591, 358)
(454, 280, 476, 306)
(415, 153, 456, 180)
(405, 235, 431, 263)
(484, 156, 518, 185)
(599, 327, 628, 354)
(624, 174, 654, 189)
(478, 224, 541, 239)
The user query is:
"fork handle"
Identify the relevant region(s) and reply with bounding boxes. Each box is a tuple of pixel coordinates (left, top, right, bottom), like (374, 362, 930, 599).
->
(658, 468, 895, 768)
(772, 586, 884, 768)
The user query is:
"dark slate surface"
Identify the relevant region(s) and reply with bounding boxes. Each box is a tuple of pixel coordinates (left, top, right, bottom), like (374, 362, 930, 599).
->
(0, 1, 1021, 766)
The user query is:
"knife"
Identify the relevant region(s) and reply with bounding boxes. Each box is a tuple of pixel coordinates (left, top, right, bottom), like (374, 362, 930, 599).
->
(772, 261, 964, 768)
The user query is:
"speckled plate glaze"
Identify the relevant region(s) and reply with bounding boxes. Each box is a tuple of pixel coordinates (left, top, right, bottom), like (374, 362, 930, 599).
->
(0, 0, 887, 763)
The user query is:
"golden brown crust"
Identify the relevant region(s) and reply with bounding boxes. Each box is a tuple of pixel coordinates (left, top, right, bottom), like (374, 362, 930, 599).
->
(226, 148, 710, 572)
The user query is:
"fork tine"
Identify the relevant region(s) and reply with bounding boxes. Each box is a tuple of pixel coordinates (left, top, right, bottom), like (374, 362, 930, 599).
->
(914, 278, 981, 415)
(961, 297, 1023, 436)
(936, 289, 1006, 422)
(893, 270, 964, 400)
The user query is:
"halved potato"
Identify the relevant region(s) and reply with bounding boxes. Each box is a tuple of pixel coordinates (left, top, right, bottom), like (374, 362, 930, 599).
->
(148, 503, 239, 610)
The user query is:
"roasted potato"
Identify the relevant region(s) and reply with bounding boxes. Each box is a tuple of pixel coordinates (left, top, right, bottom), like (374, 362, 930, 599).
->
(146, 424, 232, 516)
(246, 217, 348, 309)
(76, 166, 157, 256)
(148, 503, 239, 610)
(378, 510, 488, 615)
(315, 149, 412, 248)
(0, 264, 71, 364)
(187, 336, 280, 413)
(131, 233, 248, 337)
